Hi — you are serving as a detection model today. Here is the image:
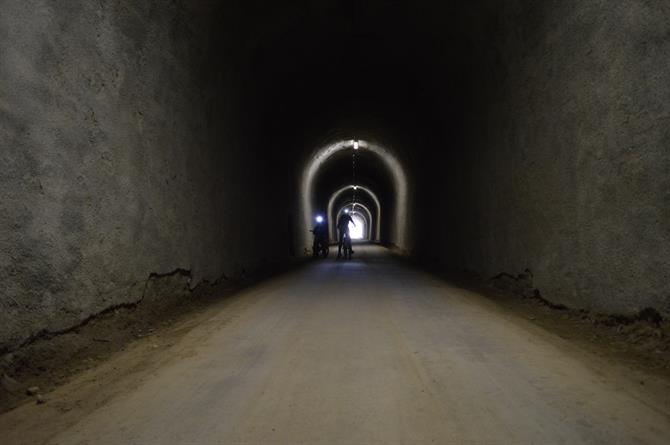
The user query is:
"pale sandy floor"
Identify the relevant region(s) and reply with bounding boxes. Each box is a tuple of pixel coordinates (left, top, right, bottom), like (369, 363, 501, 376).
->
(2, 245, 670, 444)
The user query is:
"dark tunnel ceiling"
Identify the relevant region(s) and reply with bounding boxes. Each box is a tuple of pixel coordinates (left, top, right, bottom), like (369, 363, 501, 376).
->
(205, 0, 477, 237)
(214, 0, 470, 153)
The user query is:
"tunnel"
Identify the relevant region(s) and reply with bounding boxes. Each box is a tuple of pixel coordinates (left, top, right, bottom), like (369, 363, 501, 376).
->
(1, 1, 670, 443)
(330, 186, 379, 241)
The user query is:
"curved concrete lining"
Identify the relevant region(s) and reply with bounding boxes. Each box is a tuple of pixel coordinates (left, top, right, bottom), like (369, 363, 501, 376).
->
(328, 185, 380, 242)
(300, 139, 408, 252)
(336, 202, 374, 241)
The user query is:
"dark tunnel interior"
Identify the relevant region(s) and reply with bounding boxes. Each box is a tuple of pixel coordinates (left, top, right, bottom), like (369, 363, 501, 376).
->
(1, 0, 669, 357)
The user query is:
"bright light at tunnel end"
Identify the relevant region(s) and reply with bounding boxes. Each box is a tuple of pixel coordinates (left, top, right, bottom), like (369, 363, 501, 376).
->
(348, 214, 365, 240)
(315, 215, 324, 223)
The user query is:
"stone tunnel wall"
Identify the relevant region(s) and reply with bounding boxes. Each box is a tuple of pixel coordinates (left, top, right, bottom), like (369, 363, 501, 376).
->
(2, 0, 669, 356)
(0, 1, 290, 353)
(437, 0, 670, 316)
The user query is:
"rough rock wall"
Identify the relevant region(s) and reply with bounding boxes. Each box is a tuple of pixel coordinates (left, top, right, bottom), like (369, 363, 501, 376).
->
(444, 0, 670, 315)
(0, 1, 287, 353)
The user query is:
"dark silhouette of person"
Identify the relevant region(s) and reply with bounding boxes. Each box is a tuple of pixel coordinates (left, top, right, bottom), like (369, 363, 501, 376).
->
(337, 212, 355, 258)
(311, 218, 328, 256)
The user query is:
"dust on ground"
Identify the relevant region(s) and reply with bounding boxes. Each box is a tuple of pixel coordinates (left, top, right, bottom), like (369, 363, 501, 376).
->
(457, 270, 670, 379)
(1, 256, 669, 415)
(0, 261, 302, 413)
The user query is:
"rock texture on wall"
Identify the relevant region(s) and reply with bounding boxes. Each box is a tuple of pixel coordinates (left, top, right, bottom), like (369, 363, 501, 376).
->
(439, 0, 670, 316)
(2, 0, 668, 356)
(0, 1, 291, 353)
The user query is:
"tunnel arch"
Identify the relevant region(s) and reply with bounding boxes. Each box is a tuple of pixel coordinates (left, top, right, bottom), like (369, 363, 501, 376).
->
(328, 185, 381, 242)
(300, 139, 408, 252)
(336, 202, 374, 241)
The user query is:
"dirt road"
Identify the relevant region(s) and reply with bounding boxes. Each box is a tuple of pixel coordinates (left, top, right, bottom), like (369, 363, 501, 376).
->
(2, 246, 670, 444)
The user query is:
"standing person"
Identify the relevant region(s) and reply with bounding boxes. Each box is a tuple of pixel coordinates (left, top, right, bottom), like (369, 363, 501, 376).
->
(337, 212, 355, 258)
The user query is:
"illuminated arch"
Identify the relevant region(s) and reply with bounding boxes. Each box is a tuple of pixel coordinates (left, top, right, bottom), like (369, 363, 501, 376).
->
(300, 139, 408, 251)
(336, 202, 374, 240)
(328, 185, 380, 241)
